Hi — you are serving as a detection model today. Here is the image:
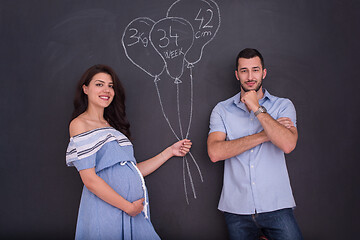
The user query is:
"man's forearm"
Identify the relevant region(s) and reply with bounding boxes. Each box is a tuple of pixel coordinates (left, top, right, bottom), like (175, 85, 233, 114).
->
(208, 131, 269, 162)
(256, 113, 298, 153)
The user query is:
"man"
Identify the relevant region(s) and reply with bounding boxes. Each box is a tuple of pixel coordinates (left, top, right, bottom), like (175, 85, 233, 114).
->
(207, 48, 303, 240)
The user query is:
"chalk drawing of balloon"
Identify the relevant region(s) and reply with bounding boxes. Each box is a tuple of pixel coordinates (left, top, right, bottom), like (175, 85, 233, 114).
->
(121, 1, 221, 204)
(122, 17, 165, 78)
(167, 0, 220, 65)
(150, 17, 194, 83)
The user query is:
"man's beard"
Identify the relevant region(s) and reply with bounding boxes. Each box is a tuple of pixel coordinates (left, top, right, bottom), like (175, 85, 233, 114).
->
(240, 80, 263, 92)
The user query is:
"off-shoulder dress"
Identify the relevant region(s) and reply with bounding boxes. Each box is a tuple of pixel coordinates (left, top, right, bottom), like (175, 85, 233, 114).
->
(66, 127, 160, 240)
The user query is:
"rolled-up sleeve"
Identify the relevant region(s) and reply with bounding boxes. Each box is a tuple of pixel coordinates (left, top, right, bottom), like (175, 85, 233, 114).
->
(209, 104, 226, 134)
(278, 99, 297, 127)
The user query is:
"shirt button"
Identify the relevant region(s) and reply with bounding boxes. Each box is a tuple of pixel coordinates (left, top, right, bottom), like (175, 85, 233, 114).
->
(251, 165, 254, 168)
(252, 182, 255, 185)
(251, 150, 254, 153)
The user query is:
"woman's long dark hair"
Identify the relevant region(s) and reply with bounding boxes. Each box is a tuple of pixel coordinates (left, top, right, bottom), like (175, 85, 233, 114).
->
(71, 64, 131, 139)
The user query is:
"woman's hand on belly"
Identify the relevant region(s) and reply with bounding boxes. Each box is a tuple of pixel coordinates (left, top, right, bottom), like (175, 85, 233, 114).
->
(79, 168, 143, 214)
(125, 198, 144, 217)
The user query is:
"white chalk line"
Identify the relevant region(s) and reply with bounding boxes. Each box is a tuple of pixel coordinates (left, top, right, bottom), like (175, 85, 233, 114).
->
(154, 77, 181, 141)
(185, 155, 197, 199)
(183, 157, 189, 204)
(121, 17, 166, 78)
(123, 0, 222, 204)
(154, 74, 203, 204)
(185, 64, 194, 139)
(189, 151, 203, 182)
(166, 0, 221, 65)
(176, 79, 184, 139)
(185, 64, 203, 183)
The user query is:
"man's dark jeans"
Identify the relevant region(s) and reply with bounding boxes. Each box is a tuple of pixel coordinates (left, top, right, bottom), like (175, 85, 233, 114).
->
(224, 208, 303, 240)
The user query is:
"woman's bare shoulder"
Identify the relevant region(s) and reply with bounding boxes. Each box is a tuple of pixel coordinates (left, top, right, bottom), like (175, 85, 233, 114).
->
(69, 116, 88, 137)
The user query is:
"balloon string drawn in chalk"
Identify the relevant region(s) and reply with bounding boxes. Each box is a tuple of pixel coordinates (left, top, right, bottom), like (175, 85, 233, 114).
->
(122, 0, 221, 204)
(185, 63, 194, 139)
(182, 156, 189, 204)
(176, 81, 184, 139)
(154, 78, 181, 141)
(185, 155, 196, 198)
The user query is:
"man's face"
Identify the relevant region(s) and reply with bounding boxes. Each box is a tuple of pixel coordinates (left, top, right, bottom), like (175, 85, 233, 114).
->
(235, 56, 267, 93)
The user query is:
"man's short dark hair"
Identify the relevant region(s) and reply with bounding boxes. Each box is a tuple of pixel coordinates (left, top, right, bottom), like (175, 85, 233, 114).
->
(235, 48, 265, 70)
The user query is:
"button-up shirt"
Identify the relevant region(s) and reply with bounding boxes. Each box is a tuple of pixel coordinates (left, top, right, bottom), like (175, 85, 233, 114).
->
(209, 90, 297, 214)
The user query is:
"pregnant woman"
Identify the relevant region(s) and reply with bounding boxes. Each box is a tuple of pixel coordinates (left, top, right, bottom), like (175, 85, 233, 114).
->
(66, 64, 191, 239)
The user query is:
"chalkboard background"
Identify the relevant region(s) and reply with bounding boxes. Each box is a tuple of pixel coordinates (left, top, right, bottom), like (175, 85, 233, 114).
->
(1, 0, 359, 239)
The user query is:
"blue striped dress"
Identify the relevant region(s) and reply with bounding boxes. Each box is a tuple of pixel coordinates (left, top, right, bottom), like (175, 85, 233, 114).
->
(66, 127, 160, 240)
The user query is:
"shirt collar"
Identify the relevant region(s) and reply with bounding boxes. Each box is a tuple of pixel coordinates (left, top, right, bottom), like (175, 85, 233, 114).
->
(261, 89, 276, 103)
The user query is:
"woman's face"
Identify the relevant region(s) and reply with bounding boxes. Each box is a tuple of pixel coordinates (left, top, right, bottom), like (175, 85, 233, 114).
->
(83, 72, 115, 109)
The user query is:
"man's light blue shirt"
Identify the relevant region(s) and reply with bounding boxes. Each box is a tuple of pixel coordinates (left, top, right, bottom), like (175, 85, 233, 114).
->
(209, 89, 297, 214)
